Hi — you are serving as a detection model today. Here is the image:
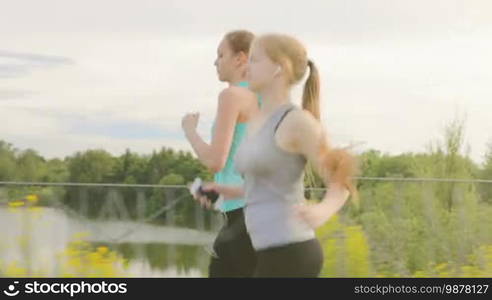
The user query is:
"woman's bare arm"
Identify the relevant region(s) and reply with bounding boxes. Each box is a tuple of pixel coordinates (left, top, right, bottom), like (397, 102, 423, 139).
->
(275, 108, 357, 228)
(183, 87, 248, 173)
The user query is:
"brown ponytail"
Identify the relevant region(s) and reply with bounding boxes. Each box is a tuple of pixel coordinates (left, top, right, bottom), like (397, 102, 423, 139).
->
(319, 132, 360, 205)
(303, 60, 320, 120)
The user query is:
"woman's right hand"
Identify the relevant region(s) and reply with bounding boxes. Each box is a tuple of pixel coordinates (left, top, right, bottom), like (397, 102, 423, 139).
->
(189, 182, 222, 210)
(196, 182, 221, 210)
(190, 182, 244, 210)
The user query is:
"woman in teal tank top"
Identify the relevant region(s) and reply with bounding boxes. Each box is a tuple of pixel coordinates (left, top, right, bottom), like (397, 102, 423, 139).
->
(211, 80, 262, 212)
(181, 30, 260, 277)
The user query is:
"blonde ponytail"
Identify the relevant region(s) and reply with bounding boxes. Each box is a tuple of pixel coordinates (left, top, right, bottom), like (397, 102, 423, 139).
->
(302, 60, 320, 120)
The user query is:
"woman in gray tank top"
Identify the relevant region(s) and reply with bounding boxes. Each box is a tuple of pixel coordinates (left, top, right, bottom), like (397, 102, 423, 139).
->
(200, 33, 358, 277)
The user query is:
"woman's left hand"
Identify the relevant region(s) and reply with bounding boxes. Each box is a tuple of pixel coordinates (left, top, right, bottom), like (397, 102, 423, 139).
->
(181, 112, 199, 133)
(295, 187, 350, 229)
(294, 202, 330, 229)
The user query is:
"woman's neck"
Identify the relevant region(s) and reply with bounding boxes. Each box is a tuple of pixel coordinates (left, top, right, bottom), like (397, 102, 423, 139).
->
(228, 70, 247, 87)
(259, 84, 291, 115)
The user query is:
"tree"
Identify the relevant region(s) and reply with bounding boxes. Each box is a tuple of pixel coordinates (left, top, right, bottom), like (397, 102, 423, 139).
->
(0, 140, 17, 181)
(16, 149, 46, 181)
(479, 139, 492, 203)
(42, 158, 69, 182)
(68, 149, 116, 183)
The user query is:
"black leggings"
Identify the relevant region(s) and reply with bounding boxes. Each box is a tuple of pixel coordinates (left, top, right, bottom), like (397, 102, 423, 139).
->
(208, 208, 256, 277)
(254, 238, 324, 278)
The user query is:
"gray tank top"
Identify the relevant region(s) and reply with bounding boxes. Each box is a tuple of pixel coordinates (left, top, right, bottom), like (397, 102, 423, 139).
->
(234, 103, 315, 250)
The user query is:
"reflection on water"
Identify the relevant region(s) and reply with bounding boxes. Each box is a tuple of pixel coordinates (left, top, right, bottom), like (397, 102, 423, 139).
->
(96, 243, 208, 277)
(0, 207, 219, 277)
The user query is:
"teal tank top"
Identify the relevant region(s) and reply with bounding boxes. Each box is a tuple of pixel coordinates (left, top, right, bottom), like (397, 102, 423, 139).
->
(211, 81, 262, 212)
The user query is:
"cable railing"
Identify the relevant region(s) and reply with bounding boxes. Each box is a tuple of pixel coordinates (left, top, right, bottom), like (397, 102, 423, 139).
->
(2, 176, 492, 188)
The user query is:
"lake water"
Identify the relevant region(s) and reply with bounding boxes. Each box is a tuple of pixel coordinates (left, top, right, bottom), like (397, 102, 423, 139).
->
(0, 206, 219, 277)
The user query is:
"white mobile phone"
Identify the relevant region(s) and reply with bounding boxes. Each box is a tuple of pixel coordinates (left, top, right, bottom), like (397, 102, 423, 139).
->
(189, 177, 202, 197)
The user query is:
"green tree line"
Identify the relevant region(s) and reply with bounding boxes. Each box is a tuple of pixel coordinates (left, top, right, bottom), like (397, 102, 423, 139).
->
(1, 116, 492, 277)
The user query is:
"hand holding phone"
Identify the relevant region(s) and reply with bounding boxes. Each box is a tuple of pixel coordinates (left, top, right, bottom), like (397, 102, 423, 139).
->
(189, 178, 220, 203)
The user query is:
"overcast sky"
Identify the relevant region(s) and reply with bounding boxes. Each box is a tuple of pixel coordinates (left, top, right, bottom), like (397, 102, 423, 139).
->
(1, 0, 491, 165)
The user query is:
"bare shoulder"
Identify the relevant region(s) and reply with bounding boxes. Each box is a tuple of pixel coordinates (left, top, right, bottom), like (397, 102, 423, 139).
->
(276, 107, 323, 153)
(219, 86, 258, 122)
(283, 108, 322, 137)
(219, 86, 256, 103)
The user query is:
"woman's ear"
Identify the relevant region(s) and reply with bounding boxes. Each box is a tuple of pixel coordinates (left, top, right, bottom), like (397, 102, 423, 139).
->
(274, 65, 282, 76)
(236, 51, 248, 66)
